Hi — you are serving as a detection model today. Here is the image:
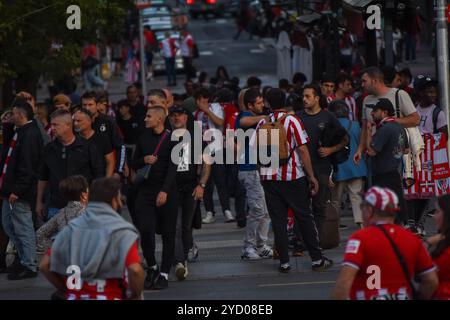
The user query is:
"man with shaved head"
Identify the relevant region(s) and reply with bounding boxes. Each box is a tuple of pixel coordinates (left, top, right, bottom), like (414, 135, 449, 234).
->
(147, 89, 168, 110)
(35, 109, 104, 221)
(132, 106, 178, 290)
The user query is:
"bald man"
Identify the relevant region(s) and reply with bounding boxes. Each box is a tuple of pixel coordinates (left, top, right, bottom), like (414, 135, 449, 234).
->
(36, 109, 104, 220)
(132, 106, 178, 290)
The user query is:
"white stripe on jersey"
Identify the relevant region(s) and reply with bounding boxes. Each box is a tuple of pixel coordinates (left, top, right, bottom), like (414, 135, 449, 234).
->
(254, 112, 309, 181)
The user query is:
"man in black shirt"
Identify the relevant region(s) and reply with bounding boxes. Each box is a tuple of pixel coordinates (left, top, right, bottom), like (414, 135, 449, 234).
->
(132, 107, 178, 290)
(73, 108, 114, 177)
(298, 84, 348, 243)
(126, 84, 147, 121)
(36, 110, 104, 221)
(169, 106, 211, 281)
(116, 100, 144, 146)
(81, 91, 126, 175)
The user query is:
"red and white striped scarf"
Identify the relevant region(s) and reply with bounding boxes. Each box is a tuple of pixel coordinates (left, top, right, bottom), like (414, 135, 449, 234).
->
(0, 132, 18, 189)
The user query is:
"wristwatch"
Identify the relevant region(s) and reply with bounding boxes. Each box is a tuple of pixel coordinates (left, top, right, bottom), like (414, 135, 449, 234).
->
(198, 183, 206, 188)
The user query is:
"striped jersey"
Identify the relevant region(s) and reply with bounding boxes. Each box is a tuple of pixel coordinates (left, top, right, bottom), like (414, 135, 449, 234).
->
(252, 111, 310, 181)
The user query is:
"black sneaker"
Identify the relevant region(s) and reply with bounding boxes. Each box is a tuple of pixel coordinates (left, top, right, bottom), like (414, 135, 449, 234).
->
(7, 265, 38, 280)
(278, 263, 291, 273)
(339, 224, 348, 230)
(152, 275, 168, 290)
(312, 257, 334, 272)
(144, 266, 160, 289)
(0, 256, 20, 274)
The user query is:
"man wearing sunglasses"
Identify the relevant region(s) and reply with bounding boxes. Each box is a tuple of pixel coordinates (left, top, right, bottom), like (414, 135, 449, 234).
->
(36, 110, 104, 221)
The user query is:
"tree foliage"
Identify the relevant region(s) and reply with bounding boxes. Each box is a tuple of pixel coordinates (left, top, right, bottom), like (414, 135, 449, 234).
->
(0, 0, 133, 86)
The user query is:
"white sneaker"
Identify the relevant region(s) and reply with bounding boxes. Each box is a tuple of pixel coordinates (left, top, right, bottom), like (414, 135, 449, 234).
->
(257, 245, 273, 259)
(202, 212, 215, 224)
(224, 210, 235, 223)
(175, 262, 188, 281)
(6, 241, 16, 255)
(241, 247, 261, 260)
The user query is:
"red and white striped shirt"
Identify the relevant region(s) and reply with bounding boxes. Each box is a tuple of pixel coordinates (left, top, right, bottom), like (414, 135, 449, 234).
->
(328, 94, 357, 121)
(253, 112, 310, 181)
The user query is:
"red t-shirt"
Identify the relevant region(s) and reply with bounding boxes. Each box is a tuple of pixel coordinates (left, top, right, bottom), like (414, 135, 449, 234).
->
(47, 241, 141, 300)
(343, 224, 436, 300)
(222, 103, 239, 132)
(433, 247, 450, 300)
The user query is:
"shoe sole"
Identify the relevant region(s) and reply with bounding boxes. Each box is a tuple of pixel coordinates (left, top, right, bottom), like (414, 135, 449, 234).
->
(176, 268, 187, 281)
(292, 252, 305, 257)
(312, 263, 334, 272)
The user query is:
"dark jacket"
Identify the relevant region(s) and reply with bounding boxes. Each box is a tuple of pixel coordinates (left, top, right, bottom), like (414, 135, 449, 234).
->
(0, 121, 44, 202)
(40, 135, 104, 208)
(132, 128, 177, 193)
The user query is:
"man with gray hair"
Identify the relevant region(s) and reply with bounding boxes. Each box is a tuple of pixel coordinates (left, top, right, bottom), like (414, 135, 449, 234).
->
(35, 109, 104, 221)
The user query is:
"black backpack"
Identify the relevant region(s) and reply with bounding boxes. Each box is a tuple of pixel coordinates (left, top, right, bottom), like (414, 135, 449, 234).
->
(320, 119, 351, 168)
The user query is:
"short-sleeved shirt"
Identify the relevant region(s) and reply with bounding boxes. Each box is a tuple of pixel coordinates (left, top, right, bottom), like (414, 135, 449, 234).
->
(433, 247, 450, 300)
(416, 104, 447, 134)
(370, 120, 407, 175)
(343, 224, 436, 300)
(235, 111, 258, 172)
(362, 88, 416, 127)
(297, 109, 344, 175)
(251, 111, 310, 181)
(86, 132, 113, 175)
(46, 241, 141, 300)
(193, 103, 224, 154)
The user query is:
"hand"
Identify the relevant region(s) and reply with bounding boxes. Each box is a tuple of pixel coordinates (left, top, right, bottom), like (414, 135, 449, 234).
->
(156, 192, 168, 207)
(1, 110, 13, 123)
(36, 201, 45, 220)
(426, 234, 444, 247)
(307, 176, 319, 197)
(318, 147, 333, 158)
(198, 100, 209, 113)
(8, 193, 18, 204)
(328, 178, 335, 189)
(144, 155, 158, 165)
(16, 91, 35, 110)
(123, 163, 130, 178)
(192, 185, 205, 201)
(353, 150, 362, 164)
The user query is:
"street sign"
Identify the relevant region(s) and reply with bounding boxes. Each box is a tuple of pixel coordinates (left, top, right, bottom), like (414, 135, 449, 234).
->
(135, 0, 151, 10)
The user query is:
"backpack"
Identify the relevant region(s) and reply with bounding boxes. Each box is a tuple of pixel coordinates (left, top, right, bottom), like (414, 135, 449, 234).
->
(327, 121, 351, 166)
(257, 113, 290, 167)
(222, 103, 239, 133)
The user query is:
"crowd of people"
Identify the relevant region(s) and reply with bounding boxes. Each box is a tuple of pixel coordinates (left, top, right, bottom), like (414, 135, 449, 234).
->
(0, 61, 449, 300)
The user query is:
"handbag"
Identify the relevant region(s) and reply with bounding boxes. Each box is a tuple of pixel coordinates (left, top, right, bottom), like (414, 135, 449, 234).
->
(134, 130, 169, 185)
(376, 225, 419, 300)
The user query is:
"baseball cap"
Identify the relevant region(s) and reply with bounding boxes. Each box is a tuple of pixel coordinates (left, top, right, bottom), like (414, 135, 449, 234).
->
(373, 98, 395, 116)
(53, 94, 71, 106)
(414, 75, 438, 92)
(363, 186, 400, 213)
(169, 105, 190, 115)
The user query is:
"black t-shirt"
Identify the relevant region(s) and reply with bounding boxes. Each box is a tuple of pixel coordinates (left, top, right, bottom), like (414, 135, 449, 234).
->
(85, 132, 113, 175)
(130, 102, 147, 122)
(116, 116, 144, 145)
(371, 121, 407, 176)
(297, 109, 344, 175)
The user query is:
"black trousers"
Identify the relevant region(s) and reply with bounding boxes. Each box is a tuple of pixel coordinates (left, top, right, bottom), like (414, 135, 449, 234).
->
(174, 183, 197, 263)
(262, 178, 323, 264)
(373, 171, 407, 224)
(226, 164, 247, 226)
(134, 186, 178, 274)
(311, 173, 332, 243)
(204, 163, 231, 215)
(406, 199, 428, 224)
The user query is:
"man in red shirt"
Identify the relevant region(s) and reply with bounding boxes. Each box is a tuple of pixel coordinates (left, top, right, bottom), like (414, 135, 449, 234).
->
(39, 177, 144, 300)
(331, 186, 438, 300)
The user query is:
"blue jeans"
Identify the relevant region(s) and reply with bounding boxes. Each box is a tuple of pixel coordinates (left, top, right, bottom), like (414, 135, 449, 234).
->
(2, 200, 37, 272)
(83, 67, 105, 90)
(164, 57, 176, 85)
